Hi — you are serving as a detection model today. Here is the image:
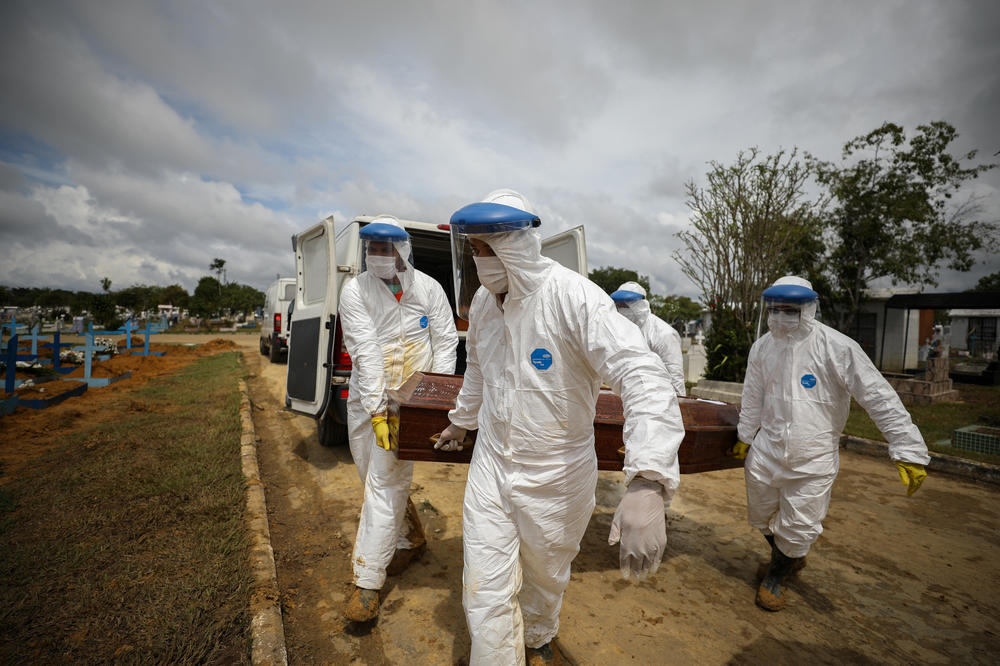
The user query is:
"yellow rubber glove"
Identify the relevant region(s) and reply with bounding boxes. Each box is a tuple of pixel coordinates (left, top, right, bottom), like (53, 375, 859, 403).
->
(730, 441, 750, 460)
(896, 461, 927, 496)
(371, 415, 393, 451)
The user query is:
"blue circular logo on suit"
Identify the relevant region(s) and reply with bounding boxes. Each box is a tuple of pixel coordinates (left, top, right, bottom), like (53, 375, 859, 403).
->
(800, 373, 817, 388)
(530, 348, 553, 370)
(419, 315, 428, 329)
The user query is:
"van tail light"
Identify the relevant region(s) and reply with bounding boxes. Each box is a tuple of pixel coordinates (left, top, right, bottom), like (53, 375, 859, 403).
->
(273, 312, 282, 335)
(333, 317, 352, 372)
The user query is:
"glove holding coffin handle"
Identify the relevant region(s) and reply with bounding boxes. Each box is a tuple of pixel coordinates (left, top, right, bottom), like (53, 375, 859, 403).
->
(432, 423, 473, 452)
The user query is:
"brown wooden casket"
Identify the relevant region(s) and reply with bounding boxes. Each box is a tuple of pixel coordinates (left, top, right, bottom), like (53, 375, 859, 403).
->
(388, 372, 744, 474)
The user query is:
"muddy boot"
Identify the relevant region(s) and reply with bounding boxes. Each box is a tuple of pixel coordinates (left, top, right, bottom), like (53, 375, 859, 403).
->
(526, 640, 568, 666)
(755, 544, 803, 612)
(387, 497, 427, 576)
(345, 586, 380, 622)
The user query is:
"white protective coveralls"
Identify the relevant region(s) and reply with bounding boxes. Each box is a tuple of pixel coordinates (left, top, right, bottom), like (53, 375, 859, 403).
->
(448, 226, 685, 663)
(339, 239, 458, 590)
(614, 281, 686, 397)
(737, 278, 929, 559)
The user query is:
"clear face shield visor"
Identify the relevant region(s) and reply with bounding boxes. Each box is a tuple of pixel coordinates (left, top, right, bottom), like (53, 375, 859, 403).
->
(755, 283, 820, 339)
(610, 289, 645, 324)
(360, 222, 413, 281)
(448, 202, 540, 319)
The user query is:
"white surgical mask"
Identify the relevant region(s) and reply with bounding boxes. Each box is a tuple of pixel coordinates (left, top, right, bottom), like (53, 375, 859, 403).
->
(617, 305, 641, 324)
(473, 255, 509, 294)
(768, 311, 800, 336)
(367, 255, 397, 280)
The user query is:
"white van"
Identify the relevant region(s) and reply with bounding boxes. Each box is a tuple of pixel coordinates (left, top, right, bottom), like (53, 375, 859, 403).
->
(260, 277, 296, 363)
(285, 214, 586, 447)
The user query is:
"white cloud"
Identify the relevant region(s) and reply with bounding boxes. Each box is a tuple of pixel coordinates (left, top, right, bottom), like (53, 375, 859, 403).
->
(1, 0, 998, 302)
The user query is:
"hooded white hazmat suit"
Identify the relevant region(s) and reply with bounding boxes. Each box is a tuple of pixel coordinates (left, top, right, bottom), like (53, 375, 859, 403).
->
(738, 276, 929, 559)
(447, 202, 685, 663)
(339, 219, 458, 590)
(613, 281, 686, 397)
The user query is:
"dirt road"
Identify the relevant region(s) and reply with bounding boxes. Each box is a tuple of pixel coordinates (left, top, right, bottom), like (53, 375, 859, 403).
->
(237, 337, 1000, 665)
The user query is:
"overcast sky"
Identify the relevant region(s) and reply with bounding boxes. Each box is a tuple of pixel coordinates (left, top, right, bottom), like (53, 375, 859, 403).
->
(1, 0, 998, 300)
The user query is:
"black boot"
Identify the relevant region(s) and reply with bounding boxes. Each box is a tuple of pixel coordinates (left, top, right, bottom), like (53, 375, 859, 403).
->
(759, 533, 806, 579)
(755, 543, 803, 611)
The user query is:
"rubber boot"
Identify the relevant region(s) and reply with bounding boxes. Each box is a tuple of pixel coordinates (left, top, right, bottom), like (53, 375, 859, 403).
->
(526, 640, 568, 665)
(758, 534, 806, 579)
(755, 543, 804, 612)
(386, 497, 427, 575)
(345, 586, 380, 622)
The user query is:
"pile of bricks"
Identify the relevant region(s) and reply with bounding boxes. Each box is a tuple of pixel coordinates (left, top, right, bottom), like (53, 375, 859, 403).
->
(885, 357, 959, 405)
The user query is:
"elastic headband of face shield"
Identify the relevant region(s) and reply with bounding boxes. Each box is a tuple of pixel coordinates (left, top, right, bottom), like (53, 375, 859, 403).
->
(449, 202, 541, 235)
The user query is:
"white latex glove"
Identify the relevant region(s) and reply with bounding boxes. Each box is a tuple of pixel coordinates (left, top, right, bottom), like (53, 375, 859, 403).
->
(434, 423, 468, 452)
(607, 477, 667, 580)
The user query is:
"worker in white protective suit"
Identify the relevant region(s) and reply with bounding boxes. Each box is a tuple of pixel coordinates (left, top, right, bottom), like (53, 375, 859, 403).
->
(735, 275, 929, 612)
(611, 281, 686, 397)
(339, 215, 458, 622)
(435, 189, 686, 665)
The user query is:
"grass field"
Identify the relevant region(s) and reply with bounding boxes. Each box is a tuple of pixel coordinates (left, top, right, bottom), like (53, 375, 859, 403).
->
(0, 351, 252, 664)
(844, 382, 1000, 465)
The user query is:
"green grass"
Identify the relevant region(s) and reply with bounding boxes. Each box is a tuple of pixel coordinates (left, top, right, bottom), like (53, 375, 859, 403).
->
(844, 382, 1000, 465)
(0, 351, 252, 664)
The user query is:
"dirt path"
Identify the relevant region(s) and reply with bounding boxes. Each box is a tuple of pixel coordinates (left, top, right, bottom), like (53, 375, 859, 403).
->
(243, 344, 1000, 665)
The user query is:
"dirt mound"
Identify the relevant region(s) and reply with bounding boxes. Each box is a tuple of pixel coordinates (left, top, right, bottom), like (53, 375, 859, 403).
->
(200, 338, 239, 352)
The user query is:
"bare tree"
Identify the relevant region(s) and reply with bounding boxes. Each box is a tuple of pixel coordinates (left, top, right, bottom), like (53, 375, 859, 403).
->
(674, 147, 824, 346)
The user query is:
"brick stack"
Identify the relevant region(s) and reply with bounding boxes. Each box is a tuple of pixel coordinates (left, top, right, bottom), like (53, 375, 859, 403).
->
(885, 357, 960, 405)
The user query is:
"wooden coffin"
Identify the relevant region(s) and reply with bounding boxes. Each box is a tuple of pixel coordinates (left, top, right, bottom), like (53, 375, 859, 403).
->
(388, 372, 744, 474)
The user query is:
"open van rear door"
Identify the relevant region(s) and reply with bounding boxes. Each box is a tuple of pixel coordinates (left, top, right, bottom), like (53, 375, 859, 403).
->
(286, 216, 337, 417)
(541, 225, 587, 275)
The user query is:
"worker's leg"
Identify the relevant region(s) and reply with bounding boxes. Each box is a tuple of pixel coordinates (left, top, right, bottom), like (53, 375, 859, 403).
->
(463, 452, 525, 666)
(514, 460, 597, 649)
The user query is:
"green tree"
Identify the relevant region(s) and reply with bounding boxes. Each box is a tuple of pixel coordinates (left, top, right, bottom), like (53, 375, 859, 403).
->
(674, 147, 824, 372)
(649, 294, 702, 328)
(971, 271, 1000, 292)
(810, 121, 998, 332)
(588, 266, 650, 295)
(159, 284, 189, 308)
(703, 306, 751, 382)
(221, 282, 265, 317)
(210, 258, 227, 295)
(91, 278, 119, 329)
(189, 276, 222, 319)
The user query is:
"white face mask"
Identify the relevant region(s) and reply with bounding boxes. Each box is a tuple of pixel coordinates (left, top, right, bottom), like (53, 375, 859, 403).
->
(473, 255, 509, 294)
(366, 255, 397, 280)
(768, 311, 801, 336)
(617, 305, 641, 324)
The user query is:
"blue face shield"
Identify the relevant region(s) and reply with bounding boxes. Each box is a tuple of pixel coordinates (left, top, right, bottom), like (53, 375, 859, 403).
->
(448, 202, 540, 319)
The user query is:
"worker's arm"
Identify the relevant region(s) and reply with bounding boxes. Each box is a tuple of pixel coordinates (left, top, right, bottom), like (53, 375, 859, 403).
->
(737, 340, 765, 446)
(338, 278, 388, 416)
(842, 339, 929, 466)
(424, 276, 459, 374)
(447, 288, 486, 431)
(580, 288, 684, 499)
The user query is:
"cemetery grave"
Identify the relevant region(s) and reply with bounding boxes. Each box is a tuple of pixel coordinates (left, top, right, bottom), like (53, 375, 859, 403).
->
(0, 337, 239, 483)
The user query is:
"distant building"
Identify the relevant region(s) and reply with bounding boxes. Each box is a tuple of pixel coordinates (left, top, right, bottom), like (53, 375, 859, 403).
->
(948, 309, 1000, 358)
